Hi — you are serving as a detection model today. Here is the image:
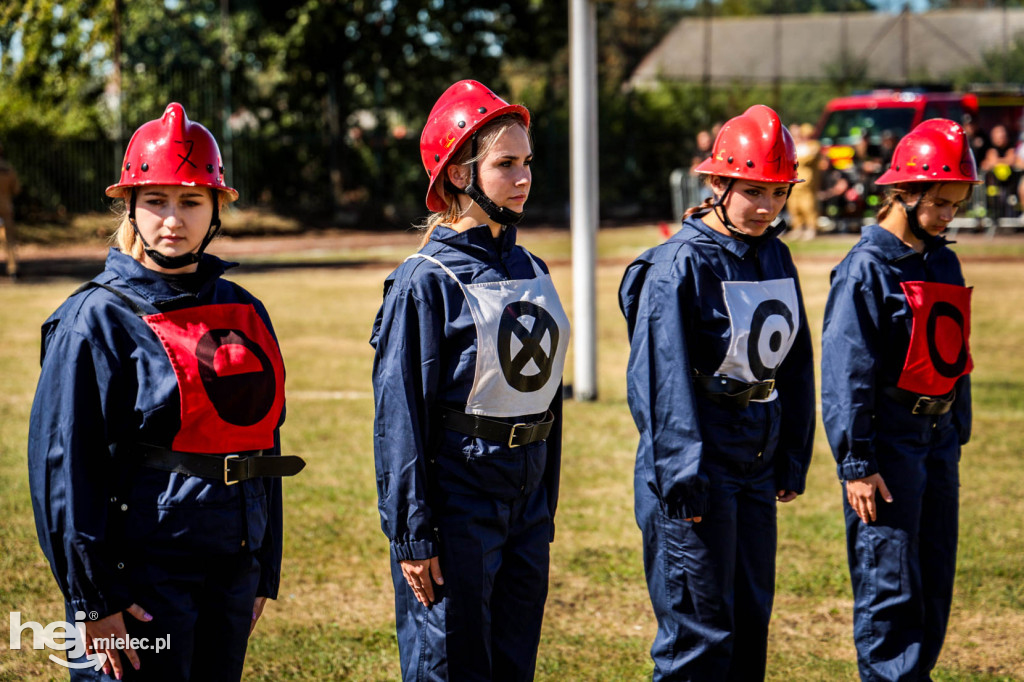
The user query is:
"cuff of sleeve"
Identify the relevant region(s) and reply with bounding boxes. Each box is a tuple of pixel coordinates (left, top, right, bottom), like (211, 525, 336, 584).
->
(69, 594, 132, 622)
(391, 538, 438, 561)
(256, 573, 280, 600)
(664, 496, 709, 520)
(838, 456, 878, 481)
(774, 456, 807, 494)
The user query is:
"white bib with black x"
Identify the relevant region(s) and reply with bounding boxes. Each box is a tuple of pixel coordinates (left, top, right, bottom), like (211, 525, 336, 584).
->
(408, 252, 570, 418)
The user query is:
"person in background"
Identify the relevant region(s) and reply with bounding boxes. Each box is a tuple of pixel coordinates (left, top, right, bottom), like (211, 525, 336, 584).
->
(981, 124, 1016, 171)
(787, 122, 821, 240)
(620, 105, 815, 681)
(0, 143, 22, 280)
(28, 102, 303, 681)
(822, 118, 979, 682)
(817, 153, 854, 232)
(980, 124, 1018, 218)
(878, 129, 898, 169)
(961, 113, 989, 163)
(371, 80, 569, 681)
(1014, 130, 1024, 216)
(690, 129, 715, 202)
(689, 129, 714, 173)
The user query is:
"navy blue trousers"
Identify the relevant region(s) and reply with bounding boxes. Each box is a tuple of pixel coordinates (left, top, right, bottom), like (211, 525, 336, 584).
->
(391, 483, 552, 681)
(844, 424, 960, 682)
(66, 551, 260, 682)
(636, 457, 778, 681)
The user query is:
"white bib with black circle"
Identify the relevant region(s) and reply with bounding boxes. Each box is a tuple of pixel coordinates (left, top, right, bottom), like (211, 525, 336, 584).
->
(715, 278, 800, 402)
(408, 252, 570, 418)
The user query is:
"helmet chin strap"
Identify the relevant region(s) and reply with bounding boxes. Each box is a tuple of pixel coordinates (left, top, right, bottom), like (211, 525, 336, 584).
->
(455, 134, 525, 227)
(129, 189, 222, 269)
(711, 178, 743, 238)
(894, 194, 930, 242)
(711, 179, 793, 244)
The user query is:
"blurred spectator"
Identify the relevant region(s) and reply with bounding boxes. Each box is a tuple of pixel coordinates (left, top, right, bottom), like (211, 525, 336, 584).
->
(689, 129, 713, 172)
(689, 129, 714, 202)
(1015, 131, 1024, 219)
(981, 124, 1017, 171)
(981, 125, 1019, 218)
(963, 114, 989, 162)
(878, 129, 897, 169)
(853, 130, 878, 173)
(0, 143, 21, 280)
(787, 123, 821, 240)
(817, 154, 855, 232)
(855, 130, 891, 218)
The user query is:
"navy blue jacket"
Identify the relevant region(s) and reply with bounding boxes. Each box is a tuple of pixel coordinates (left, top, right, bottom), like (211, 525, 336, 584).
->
(619, 216, 816, 519)
(370, 225, 563, 561)
(28, 248, 285, 620)
(822, 224, 972, 481)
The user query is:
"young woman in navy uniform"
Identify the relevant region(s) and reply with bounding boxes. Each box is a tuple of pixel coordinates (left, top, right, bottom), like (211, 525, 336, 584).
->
(371, 80, 569, 681)
(822, 119, 978, 681)
(28, 103, 303, 681)
(619, 105, 816, 681)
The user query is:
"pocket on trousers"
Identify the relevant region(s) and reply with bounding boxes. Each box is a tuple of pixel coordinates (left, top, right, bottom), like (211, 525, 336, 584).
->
(855, 524, 909, 611)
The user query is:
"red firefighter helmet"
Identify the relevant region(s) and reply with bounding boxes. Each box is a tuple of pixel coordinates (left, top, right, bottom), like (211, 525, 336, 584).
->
(876, 118, 980, 185)
(420, 80, 530, 212)
(694, 105, 802, 184)
(106, 102, 238, 201)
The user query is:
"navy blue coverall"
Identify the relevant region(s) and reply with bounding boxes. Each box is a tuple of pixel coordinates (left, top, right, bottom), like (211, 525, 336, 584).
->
(28, 248, 285, 681)
(822, 224, 972, 682)
(619, 215, 815, 681)
(370, 225, 565, 682)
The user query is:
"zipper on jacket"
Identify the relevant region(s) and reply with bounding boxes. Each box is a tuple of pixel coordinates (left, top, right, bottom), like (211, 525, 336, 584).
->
(749, 245, 766, 280)
(498, 250, 513, 280)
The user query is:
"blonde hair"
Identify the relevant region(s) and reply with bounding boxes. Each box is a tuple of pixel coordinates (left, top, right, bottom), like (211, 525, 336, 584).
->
(110, 198, 146, 260)
(419, 114, 531, 246)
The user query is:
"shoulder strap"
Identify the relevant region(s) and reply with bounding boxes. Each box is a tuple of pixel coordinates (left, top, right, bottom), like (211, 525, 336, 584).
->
(72, 281, 153, 317)
(519, 248, 547, 278)
(404, 253, 463, 285)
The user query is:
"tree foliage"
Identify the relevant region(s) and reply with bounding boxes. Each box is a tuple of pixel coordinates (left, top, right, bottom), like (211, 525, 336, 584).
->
(2, 1, 1016, 224)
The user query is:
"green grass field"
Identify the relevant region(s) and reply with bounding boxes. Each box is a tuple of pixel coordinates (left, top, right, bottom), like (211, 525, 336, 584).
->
(2, 226, 1022, 680)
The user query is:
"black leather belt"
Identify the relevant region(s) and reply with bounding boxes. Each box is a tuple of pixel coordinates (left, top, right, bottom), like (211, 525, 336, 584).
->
(693, 373, 776, 409)
(883, 387, 955, 415)
(440, 408, 554, 448)
(136, 444, 306, 485)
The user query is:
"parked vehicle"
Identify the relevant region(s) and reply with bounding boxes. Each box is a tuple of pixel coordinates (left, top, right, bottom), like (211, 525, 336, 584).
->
(816, 89, 977, 170)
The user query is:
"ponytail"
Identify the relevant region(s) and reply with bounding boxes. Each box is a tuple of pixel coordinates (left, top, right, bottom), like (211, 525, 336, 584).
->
(877, 182, 935, 221)
(683, 197, 715, 219)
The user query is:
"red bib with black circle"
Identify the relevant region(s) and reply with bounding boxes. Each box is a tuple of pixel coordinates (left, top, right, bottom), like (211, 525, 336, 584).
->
(898, 281, 973, 396)
(143, 304, 285, 453)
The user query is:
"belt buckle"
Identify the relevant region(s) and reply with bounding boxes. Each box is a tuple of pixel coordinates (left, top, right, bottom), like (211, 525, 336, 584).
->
(912, 396, 929, 415)
(762, 378, 775, 395)
(508, 423, 526, 448)
(224, 454, 240, 486)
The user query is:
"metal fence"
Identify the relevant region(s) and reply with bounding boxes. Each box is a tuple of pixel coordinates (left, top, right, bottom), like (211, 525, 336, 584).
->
(6, 131, 296, 220)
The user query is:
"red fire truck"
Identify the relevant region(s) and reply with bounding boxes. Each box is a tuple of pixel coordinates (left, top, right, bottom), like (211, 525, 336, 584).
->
(814, 88, 1024, 232)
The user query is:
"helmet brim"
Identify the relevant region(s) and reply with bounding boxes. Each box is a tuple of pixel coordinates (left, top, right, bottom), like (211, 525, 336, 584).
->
(105, 181, 240, 203)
